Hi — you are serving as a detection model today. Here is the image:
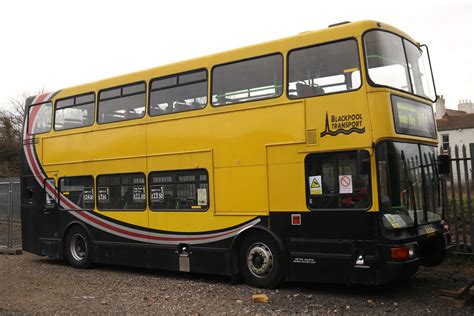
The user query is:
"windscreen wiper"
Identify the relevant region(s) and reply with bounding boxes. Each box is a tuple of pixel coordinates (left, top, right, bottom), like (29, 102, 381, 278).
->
(408, 180, 419, 229)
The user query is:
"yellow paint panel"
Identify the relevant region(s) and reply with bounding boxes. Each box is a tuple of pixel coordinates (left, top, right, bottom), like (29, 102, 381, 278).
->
(267, 162, 307, 212)
(43, 132, 92, 165)
(97, 211, 149, 228)
(148, 212, 256, 232)
(92, 124, 146, 160)
(147, 150, 213, 172)
(214, 166, 268, 214)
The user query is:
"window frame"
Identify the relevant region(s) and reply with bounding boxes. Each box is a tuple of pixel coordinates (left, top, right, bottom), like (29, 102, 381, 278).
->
(54, 92, 96, 131)
(211, 52, 284, 107)
(97, 81, 147, 125)
(96, 172, 147, 211)
(58, 175, 95, 211)
(27, 101, 53, 135)
(304, 150, 372, 211)
(286, 37, 362, 101)
(441, 134, 450, 151)
(148, 68, 208, 117)
(148, 168, 210, 212)
(362, 28, 438, 103)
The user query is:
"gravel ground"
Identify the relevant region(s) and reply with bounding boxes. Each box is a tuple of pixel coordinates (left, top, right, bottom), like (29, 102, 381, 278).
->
(0, 253, 473, 315)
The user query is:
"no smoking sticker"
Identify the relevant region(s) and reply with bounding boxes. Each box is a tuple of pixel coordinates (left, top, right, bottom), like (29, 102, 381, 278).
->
(339, 175, 352, 194)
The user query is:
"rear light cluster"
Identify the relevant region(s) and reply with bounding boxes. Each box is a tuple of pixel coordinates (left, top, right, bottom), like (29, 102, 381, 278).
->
(390, 244, 415, 261)
(441, 220, 449, 232)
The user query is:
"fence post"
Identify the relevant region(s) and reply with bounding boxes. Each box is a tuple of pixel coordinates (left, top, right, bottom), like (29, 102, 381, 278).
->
(448, 146, 460, 251)
(470, 143, 474, 252)
(455, 146, 468, 251)
(7, 181, 12, 249)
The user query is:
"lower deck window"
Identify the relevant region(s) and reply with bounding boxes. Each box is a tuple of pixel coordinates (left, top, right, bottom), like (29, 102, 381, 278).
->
(59, 176, 94, 210)
(149, 169, 209, 211)
(305, 151, 371, 209)
(97, 173, 146, 211)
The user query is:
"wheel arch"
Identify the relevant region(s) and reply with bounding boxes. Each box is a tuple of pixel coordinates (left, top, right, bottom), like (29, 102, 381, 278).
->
(62, 221, 93, 259)
(227, 224, 285, 277)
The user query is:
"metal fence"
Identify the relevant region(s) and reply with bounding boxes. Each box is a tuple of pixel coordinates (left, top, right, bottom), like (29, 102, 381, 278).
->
(443, 144, 474, 255)
(0, 178, 22, 254)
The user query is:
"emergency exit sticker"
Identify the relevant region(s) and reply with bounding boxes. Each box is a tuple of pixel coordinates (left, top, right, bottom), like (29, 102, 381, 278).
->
(309, 176, 322, 195)
(339, 175, 353, 194)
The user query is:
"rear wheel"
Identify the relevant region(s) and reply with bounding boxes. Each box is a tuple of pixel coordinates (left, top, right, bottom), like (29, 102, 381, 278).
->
(65, 226, 92, 269)
(239, 232, 284, 288)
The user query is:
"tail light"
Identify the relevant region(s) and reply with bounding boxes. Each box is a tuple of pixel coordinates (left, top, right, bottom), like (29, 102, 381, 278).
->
(391, 246, 410, 260)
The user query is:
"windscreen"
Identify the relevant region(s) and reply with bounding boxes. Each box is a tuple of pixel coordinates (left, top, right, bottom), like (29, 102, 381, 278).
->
(364, 30, 436, 101)
(376, 142, 442, 229)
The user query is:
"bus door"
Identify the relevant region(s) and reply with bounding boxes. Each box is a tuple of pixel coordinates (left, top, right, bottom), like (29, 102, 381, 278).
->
(40, 178, 60, 240)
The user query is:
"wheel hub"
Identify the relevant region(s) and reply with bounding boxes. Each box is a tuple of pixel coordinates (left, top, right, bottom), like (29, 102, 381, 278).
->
(70, 234, 87, 261)
(247, 242, 273, 278)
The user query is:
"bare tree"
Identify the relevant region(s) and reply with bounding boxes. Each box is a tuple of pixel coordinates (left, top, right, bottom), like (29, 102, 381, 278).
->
(6, 88, 46, 137)
(0, 89, 46, 176)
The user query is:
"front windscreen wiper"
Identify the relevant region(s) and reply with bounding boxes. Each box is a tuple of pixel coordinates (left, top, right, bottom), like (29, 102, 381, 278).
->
(408, 179, 419, 229)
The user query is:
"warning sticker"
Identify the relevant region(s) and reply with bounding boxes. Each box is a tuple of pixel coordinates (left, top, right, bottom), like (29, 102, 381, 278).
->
(339, 175, 353, 194)
(309, 176, 322, 195)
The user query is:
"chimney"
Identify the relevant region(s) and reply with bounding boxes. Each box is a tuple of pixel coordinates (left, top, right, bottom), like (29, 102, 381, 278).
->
(458, 99, 474, 113)
(435, 95, 446, 119)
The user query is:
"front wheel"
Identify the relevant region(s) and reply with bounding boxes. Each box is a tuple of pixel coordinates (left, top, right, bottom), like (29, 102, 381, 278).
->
(239, 232, 284, 288)
(65, 226, 92, 269)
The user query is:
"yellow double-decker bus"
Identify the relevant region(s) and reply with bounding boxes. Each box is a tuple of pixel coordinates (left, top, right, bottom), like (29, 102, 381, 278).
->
(21, 20, 450, 288)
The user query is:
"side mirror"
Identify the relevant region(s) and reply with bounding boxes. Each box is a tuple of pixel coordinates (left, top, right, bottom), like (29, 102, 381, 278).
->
(438, 154, 450, 175)
(357, 150, 370, 175)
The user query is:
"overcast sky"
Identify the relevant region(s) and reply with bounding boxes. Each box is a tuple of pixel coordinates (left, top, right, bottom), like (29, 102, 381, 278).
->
(0, 0, 472, 111)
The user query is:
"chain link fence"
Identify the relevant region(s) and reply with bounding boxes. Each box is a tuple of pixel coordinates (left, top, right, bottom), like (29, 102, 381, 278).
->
(0, 178, 22, 254)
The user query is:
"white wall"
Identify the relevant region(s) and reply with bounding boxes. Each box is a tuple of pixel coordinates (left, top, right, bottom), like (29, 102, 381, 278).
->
(438, 128, 474, 183)
(438, 128, 474, 151)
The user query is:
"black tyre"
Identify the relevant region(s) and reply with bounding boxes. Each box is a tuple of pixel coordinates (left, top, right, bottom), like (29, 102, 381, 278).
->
(65, 226, 92, 269)
(239, 232, 284, 288)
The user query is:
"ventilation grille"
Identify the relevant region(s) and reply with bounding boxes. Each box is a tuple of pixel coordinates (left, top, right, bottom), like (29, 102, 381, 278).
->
(307, 129, 317, 145)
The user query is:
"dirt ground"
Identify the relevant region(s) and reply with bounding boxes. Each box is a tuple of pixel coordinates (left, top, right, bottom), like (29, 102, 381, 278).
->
(0, 253, 473, 315)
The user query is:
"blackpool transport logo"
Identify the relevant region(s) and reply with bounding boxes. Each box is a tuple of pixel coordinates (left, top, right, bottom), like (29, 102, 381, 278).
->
(320, 112, 365, 137)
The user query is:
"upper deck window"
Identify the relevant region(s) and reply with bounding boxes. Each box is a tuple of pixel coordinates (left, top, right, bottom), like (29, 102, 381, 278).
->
(288, 39, 361, 99)
(28, 102, 52, 135)
(364, 30, 436, 101)
(212, 54, 283, 106)
(55, 93, 95, 130)
(149, 69, 207, 116)
(98, 82, 146, 124)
